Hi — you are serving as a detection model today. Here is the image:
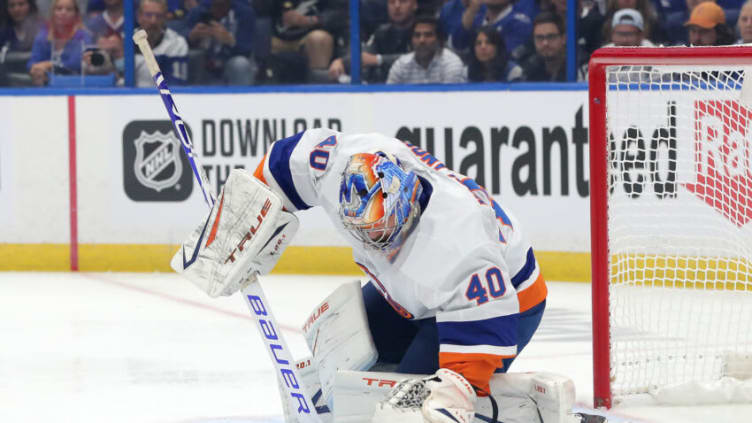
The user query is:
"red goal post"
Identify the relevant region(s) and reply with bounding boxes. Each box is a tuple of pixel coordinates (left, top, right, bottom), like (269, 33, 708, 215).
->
(589, 46, 752, 409)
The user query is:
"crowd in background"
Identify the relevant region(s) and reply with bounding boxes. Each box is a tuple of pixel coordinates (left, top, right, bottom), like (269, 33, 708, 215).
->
(0, 0, 750, 87)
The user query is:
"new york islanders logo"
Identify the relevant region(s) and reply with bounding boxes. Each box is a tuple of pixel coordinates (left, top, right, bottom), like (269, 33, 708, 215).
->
(686, 100, 752, 227)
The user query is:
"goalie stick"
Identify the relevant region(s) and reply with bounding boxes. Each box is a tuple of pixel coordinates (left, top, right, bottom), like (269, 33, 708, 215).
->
(132, 29, 323, 423)
(132, 30, 214, 208)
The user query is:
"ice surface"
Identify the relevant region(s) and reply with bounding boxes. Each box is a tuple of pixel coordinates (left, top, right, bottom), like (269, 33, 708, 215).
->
(1, 272, 750, 422)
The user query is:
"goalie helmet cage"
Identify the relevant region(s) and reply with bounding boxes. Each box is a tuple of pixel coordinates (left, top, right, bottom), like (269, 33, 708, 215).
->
(589, 46, 752, 409)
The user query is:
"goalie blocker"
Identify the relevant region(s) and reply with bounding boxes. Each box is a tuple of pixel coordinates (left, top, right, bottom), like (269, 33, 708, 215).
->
(171, 169, 299, 297)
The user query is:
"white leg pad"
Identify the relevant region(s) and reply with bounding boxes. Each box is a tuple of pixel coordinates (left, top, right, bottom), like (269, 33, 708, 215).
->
(489, 372, 578, 423)
(303, 281, 378, 410)
(334, 370, 409, 422)
(330, 370, 578, 423)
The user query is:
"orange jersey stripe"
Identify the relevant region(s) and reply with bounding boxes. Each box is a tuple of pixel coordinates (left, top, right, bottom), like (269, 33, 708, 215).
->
(518, 273, 547, 313)
(439, 352, 515, 395)
(253, 154, 268, 184)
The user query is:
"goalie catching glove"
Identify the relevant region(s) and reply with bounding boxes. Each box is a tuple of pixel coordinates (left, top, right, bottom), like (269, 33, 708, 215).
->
(372, 368, 477, 423)
(171, 169, 298, 297)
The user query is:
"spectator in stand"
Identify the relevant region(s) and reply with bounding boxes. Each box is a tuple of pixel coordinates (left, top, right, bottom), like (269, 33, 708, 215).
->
(36, 0, 85, 19)
(539, 0, 566, 16)
(573, 0, 605, 81)
(84, 0, 123, 77)
(601, 0, 663, 44)
(86, 0, 104, 15)
(603, 8, 656, 45)
(465, 25, 522, 82)
(87, 0, 200, 19)
(85, 0, 122, 40)
(28, 0, 93, 85)
(0, 0, 44, 52)
(418, 0, 445, 13)
(439, 0, 467, 36)
(265, 0, 346, 83)
(441, 0, 537, 36)
(685, 1, 734, 45)
(361, 0, 390, 41)
(720, 0, 744, 26)
(449, 0, 533, 57)
(0, 0, 45, 85)
(88, 0, 195, 18)
(184, 0, 255, 85)
(0, 1, 6, 24)
(88, 0, 201, 18)
(387, 15, 465, 83)
(737, 0, 752, 42)
(158, 0, 199, 34)
(505, 0, 560, 64)
(135, 0, 188, 87)
(0, 2, 7, 42)
(521, 12, 565, 81)
(653, 0, 685, 18)
(578, 0, 604, 57)
(328, 0, 417, 83)
(664, 0, 712, 45)
(170, 0, 199, 20)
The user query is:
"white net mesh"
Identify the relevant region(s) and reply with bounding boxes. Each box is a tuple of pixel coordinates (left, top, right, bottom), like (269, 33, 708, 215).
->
(605, 64, 752, 402)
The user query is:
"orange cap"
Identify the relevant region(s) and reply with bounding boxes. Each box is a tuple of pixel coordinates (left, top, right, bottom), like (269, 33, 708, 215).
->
(685, 2, 726, 29)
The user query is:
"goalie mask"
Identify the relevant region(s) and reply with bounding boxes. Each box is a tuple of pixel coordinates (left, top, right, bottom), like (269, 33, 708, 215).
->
(339, 152, 423, 251)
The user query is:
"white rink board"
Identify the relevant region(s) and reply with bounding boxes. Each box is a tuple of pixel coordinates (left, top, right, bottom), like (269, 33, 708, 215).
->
(0, 96, 70, 243)
(8, 89, 589, 250)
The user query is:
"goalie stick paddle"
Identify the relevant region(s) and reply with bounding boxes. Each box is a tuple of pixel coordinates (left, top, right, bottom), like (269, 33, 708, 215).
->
(132, 29, 323, 423)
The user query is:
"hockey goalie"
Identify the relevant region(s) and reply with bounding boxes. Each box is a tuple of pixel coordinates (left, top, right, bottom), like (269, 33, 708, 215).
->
(171, 128, 583, 423)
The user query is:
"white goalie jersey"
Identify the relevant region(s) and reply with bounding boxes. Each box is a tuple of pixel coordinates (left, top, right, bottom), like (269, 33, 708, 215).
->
(253, 128, 547, 391)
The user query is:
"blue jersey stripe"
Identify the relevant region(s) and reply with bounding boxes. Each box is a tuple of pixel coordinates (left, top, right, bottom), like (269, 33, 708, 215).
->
(511, 248, 535, 289)
(417, 175, 433, 215)
(438, 313, 518, 348)
(268, 131, 310, 211)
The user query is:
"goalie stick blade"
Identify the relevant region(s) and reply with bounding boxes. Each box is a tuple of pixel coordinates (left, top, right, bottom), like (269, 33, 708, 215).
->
(572, 405, 611, 423)
(576, 413, 608, 423)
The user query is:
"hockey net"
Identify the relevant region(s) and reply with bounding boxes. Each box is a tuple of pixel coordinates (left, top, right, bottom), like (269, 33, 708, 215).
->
(589, 47, 752, 408)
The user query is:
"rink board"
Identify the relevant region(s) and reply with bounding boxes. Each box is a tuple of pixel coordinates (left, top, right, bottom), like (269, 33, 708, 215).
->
(2, 86, 747, 281)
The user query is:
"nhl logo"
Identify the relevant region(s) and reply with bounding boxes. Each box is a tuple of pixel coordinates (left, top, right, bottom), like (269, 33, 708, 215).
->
(133, 130, 182, 192)
(122, 120, 193, 202)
